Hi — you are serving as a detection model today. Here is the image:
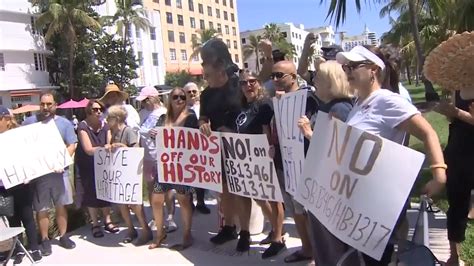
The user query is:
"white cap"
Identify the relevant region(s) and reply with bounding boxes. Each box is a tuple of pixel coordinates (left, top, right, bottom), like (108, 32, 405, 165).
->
(336, 46, 386, 70)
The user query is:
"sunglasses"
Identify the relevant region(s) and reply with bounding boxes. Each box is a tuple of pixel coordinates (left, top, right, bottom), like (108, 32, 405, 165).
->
(172, 95, 186, 101)
(186, 90, 198, 94)
(270, 72, 291, 80)
(342, 61, 373, 72)
(239, 79, 258, 86)
(92, 107, 103, 112)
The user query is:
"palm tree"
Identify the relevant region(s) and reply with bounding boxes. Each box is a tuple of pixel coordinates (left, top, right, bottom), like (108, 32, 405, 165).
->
(189, 28, 221, 62)
(262, 23, 282, 42)
(242, 35, 261, 72)
(36, 0, 101, 99)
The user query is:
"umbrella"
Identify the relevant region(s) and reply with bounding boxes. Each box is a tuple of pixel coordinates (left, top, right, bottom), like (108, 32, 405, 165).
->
(77, 98, 89, 107)
(12, 105, 40, 114)
(58, 99, 83, 109)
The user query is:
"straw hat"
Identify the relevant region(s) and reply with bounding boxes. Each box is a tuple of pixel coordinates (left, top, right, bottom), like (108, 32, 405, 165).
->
(99, 81, 129, 103)
(424, 31, 474, 91)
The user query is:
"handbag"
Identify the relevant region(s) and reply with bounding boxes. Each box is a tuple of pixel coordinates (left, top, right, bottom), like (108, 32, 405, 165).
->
(0, 192, 14, 217)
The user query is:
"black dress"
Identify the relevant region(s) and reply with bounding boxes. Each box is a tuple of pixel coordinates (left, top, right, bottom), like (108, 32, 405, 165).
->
(75, 121, 111, 208)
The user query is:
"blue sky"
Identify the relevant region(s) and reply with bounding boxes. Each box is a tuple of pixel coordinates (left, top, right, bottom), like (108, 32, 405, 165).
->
(236, 0, 394, 40)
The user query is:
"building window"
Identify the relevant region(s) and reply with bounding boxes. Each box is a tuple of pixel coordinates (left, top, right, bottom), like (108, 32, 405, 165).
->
(234, 54, 239, 63)
(165, 0, 171, 5)
(152, 53, 159, 66)
(231, 13, 234, 22)
(215, 0, 218, 3)
(216, 8, 220, 18)
(179, 32, 186, 43)
(230, 0, 233, 8)
(135, 27, 141, 38)
(192, 54, 199, 61)
(198, 3, 203, 13)
(241, 38, 246, 44)
(225, 25, 229, 35)
(168, 30, 175, 42)
(177, 14, 184, 26)
(0, 53, 4, 71)
(217, 23, 222, 33)
(150, 27, 156, 40)
(30, 16, 36, 35)
(209, 21, 213, 29)
(153, 0, 159, 3)
(188, 0, 194, 11)
(232, 27, 236, 36)
(223, 11, 228, 20)
(190, 17, 196, 28)
(166, 12, 173, 24)
(233, 40, 237, 49)
(0, 97, 2, 105)
(200, 19, 205, 29)
(223, 0, 226, 6)
(207, 6, 212, 16)
(181, 49, 187, 60)
(243, 62, 248, 68)
(226, 39, 230, 47)
(137, 51, 143, 66)
(281, 32, 287, 38)
(292, 32, 295, 38)
(33, 53, 46, 71)
(176, 0, 182, 8)
(170, 49, 177, 60)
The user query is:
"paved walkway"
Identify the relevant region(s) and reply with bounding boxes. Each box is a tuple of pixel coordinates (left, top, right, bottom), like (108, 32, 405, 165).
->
(7, 200, 450, 265)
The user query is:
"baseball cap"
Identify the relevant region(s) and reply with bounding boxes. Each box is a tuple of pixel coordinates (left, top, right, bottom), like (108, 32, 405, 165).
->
(321, 45, 344, 60)
(0, 106, 10, 116)
(136, 86, 159, 101)
(336, 45, 386, 70)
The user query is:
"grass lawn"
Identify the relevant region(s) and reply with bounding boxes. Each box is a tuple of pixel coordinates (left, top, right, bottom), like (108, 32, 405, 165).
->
(405, 83, 474, 264)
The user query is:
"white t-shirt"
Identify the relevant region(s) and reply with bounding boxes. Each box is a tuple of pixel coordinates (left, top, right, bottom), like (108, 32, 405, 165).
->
(346, 89, 420, 145)
(398, 83, 412, 103)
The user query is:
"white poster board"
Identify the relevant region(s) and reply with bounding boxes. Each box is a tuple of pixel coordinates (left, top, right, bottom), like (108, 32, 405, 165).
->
(221, 133, 284, 202)
(294, 113, 425, 260)
(94, 147, 144, 204)
(0, 120, 73, 189)
(273, 89, 307, 196)
(156, 127, 223, 193)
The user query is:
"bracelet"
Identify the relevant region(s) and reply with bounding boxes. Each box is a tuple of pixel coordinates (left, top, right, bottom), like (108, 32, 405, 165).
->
(429, 163, 447, 170)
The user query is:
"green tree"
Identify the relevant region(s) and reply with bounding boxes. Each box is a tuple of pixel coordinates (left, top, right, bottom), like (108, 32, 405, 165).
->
(242, 35, 261, 72)
(262, 23, 297, 59)
(262, 23, 282, 42)
(190, 28, 221, 61)
(165, 71, 194, 87)
(35, 0, 101, 99)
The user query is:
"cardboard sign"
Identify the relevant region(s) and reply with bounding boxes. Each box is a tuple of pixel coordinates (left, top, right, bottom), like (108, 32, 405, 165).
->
(94, 148, 144, 204)
(156, 127, 223, 192)
(273, 89, 307, 196)
(0, 120, 73, 189)
(294, 113, 425, 260)
(221, 133, 284, 202)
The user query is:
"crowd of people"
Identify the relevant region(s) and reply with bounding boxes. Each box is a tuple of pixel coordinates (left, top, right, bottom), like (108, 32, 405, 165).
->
(0, 36, 469, 266)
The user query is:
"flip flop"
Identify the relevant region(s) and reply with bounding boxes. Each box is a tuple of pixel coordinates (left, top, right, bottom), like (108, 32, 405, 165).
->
(92, 225, 104, 238)
(148, 234, 167, 250)
(284, 250, 312, 263)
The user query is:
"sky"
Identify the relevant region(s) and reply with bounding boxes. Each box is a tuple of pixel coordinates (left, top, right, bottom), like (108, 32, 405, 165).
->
(236, 0, 394, 41)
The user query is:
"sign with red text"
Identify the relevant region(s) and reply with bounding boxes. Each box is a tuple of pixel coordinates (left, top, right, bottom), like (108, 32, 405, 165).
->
(94, 148, 144, 204)
(156, 127, 223, 192)
(0, 120, 73, 189)
(221, 133, 283, 202)
(273, 89, 307, 196)
(294, 113, 425, 260)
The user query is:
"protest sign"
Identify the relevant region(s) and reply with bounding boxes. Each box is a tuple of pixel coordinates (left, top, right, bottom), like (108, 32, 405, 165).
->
(273, 89, 307, 196)
(294, 113, 425, 260)
(221, 133, 283, 202)
(156, 127, 223, 193)
(0, 120, 73, 189)
(94, 147, 144, 204)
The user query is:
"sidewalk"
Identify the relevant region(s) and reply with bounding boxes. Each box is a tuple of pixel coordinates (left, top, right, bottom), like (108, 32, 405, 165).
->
(8, 200, 450, 265)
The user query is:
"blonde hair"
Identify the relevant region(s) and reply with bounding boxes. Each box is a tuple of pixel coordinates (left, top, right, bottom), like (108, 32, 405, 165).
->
(239, 69, 265, 105)
(317, 61, 353, 99)
(107, 105, 127, 123)
(165, 87, 189, 126)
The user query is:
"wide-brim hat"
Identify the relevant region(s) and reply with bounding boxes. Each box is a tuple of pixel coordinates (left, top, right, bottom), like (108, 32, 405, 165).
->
(99, 82, 129, 103)
(424, 31, 474, 92)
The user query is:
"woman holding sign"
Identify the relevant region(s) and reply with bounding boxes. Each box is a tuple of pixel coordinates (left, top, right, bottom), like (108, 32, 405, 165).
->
(149, 87, 197, 250)
(332, 45, 446, 265)
(75, 100, 118, 238)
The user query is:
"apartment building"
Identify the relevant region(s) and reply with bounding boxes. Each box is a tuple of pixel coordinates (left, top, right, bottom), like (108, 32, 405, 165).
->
(145, 0, 242, 74)
(342, 25, 380, 51)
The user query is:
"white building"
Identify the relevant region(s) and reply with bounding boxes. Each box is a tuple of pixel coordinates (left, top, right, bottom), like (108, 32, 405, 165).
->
(307, 26, 336, 48)
(341, 25, 380, 51)
(241, 23, 313, 73)
(94, 0, 166, 89)
(0, 0, 58, 109)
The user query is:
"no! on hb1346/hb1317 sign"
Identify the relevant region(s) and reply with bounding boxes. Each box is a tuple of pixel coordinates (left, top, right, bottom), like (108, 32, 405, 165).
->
(221, 132, 283, 202)
(94, 147, 144, 204)
(294, 113, 425, 261)
(273, 89, 307, 196)
(0, 120, 73, 189)
(156, 127, 223, 193)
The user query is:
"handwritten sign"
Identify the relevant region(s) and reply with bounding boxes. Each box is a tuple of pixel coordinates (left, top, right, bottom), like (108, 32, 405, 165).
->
(273, 89, 307, 196)
(221, 133, 283, 202)
(94, 148, 144, 204)
(0, 120, 73, 189)
(294, 113, 424, 260)
(156, 127, 223, 193)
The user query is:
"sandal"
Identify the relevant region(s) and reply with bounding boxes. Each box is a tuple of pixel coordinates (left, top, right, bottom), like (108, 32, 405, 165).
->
(104, 222, 119, 234)
(170, 237, 193, 251)
(92, 225, 104, 238)
(148, 233, 167, 250)
(284, 250, 312, 263)
(123, 229, 138, 243)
